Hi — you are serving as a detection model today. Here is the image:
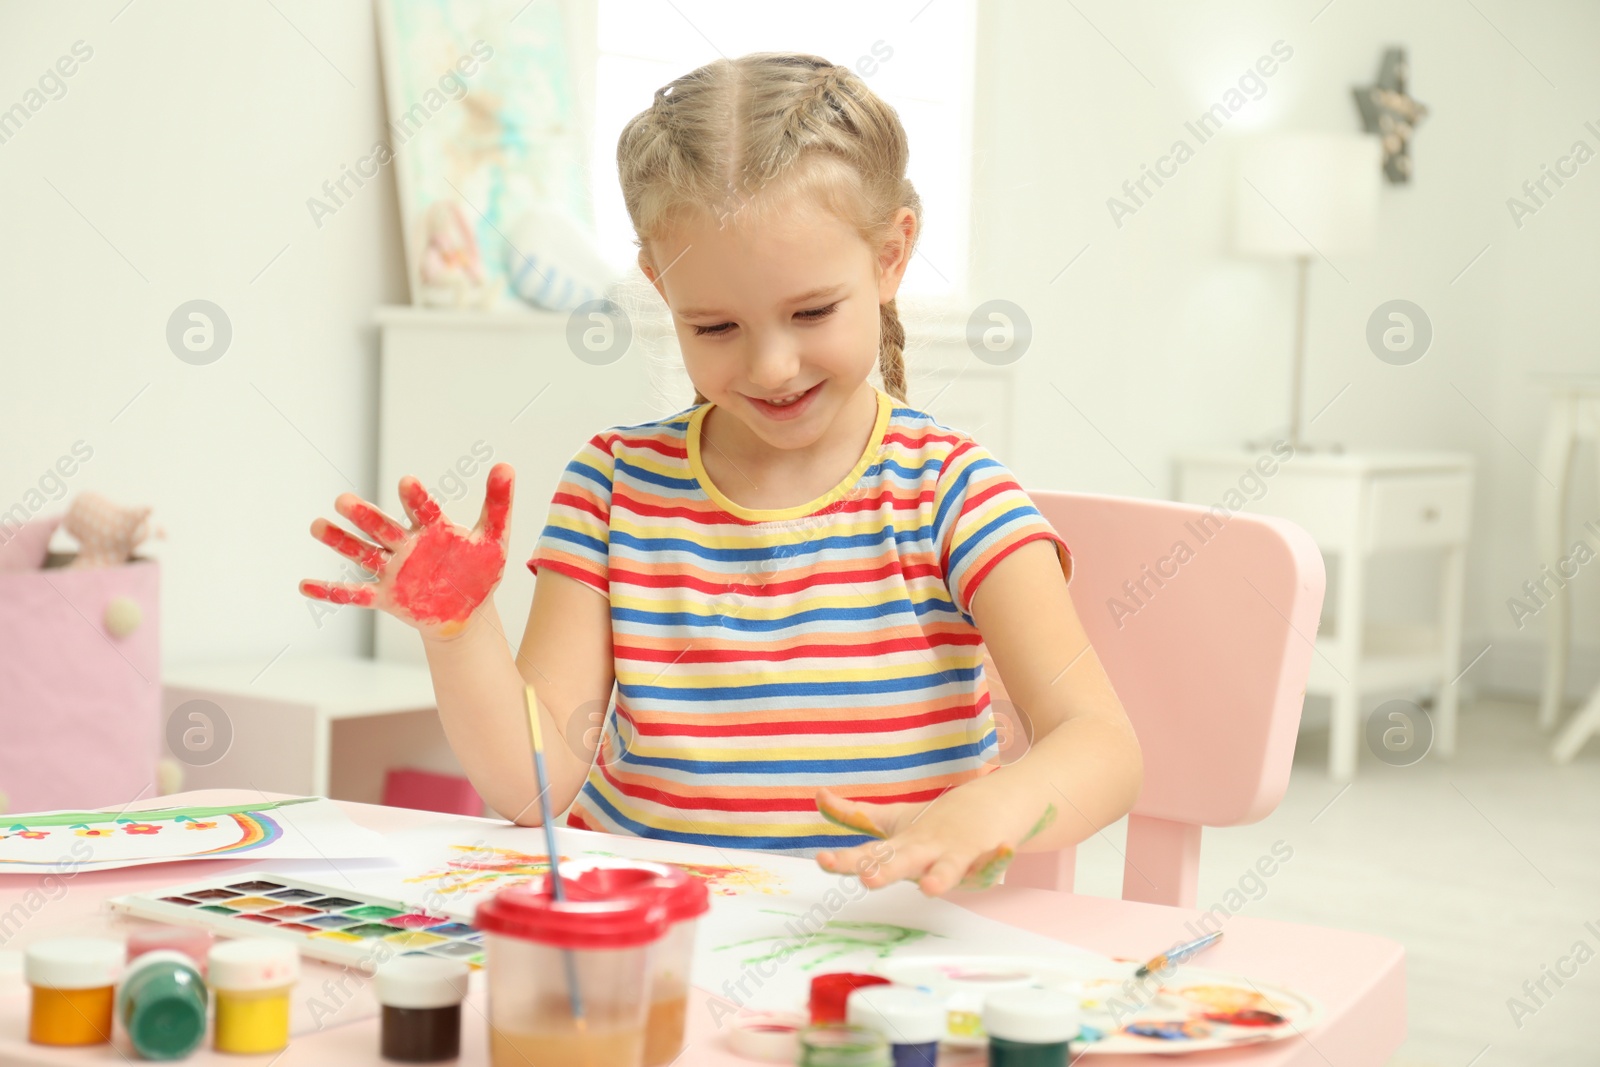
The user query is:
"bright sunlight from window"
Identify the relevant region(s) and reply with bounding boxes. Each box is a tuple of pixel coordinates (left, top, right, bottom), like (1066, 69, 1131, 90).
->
(591, 0, 976, 303)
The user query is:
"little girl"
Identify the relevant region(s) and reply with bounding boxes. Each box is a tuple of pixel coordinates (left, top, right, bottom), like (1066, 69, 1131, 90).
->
(302, 52, 1141, 897)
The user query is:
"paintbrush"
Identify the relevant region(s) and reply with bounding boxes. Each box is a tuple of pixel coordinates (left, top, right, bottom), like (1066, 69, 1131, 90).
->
(524, 684, 586, 1024)
(1134, 930, 1222, 979)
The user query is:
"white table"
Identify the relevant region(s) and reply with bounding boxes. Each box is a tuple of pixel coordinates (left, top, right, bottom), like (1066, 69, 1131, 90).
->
(1177, 449, 1474, 781)
(1539, 376, 1600, 762)
(161, 656, 468, 806)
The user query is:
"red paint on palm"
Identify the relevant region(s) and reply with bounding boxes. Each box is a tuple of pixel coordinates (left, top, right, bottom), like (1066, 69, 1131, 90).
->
(299, 463, 517, 634)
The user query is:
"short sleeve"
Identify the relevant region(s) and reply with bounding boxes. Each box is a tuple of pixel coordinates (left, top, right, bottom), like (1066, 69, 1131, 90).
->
(527, 434, 615, 597)
(934, 442, 1072, 621)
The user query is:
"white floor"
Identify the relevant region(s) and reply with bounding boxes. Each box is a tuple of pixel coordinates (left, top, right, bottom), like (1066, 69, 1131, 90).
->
(1071, 696, 1600, 1067)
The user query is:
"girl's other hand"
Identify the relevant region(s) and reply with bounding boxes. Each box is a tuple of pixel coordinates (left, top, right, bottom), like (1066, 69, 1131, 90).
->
(299, 463, 515, 640)
(813, 787, 1055, 897)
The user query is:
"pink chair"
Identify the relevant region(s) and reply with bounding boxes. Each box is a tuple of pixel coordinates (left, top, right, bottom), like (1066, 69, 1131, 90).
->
(1003, 491, 1325, 907)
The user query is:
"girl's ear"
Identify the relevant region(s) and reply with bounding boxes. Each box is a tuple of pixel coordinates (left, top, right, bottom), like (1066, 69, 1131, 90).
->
(637, 250, 666, 298)
(876, 208, 917, 301)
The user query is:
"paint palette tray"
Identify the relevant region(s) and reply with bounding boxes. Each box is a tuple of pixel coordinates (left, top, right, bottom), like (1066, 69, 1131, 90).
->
(107, 872, 485, 969)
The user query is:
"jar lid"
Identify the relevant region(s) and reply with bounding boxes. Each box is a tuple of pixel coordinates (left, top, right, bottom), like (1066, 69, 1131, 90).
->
(474, 879, 668, 949)
(373, 956, 470, 1009)
(727, 1010, 807, 1062)
(24, 938, 122, 989)
(810, 973, 891, 1024)
(982, 987, 1080, 1044)
(207, 939, 300, 991)
(846, 985, 945, 1045)
(568, 863, 710, 924)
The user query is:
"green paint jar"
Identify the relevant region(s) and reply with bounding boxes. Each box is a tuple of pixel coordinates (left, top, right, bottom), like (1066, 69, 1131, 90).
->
(983, 988, 1078, 1067)
(115, 949, 208, 1060)
(799, 1023, 892, 1067)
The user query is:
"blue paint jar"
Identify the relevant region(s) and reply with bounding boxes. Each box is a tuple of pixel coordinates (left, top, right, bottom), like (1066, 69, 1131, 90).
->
(846, 985, 943, 1067)
(982, 988, 1079, 1067)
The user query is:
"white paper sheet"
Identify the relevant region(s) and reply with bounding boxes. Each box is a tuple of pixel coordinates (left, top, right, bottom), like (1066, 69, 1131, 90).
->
(0, 797, 388, 874)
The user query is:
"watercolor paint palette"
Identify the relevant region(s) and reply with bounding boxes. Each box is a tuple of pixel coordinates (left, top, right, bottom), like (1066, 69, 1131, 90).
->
(107, 872, 484, 969)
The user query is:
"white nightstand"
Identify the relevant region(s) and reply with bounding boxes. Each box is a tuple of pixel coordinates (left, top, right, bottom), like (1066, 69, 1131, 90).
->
(1177, 449, 1475, 781)
(161, 656, 469, 805)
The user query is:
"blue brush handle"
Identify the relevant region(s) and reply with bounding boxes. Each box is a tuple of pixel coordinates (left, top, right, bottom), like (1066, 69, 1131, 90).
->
(530, 741, 585, 1019)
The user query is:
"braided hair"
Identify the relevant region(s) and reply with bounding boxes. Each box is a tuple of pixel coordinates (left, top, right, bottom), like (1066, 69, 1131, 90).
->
(618, 53, 921, 405)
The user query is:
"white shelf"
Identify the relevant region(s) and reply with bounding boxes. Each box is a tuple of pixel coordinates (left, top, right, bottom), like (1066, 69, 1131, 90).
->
(165, 656, 436, 722)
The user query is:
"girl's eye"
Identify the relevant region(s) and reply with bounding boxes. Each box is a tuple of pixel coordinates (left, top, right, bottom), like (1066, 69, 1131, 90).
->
(798, 302, 839, 322)
(690, 303, 839, 337)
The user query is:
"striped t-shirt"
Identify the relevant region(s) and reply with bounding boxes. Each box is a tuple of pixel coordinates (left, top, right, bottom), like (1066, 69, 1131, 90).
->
(527, 386, 1072, 855)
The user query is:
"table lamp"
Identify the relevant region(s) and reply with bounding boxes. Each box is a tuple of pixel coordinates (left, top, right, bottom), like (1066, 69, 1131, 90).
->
(1234, 133, 1380, 450)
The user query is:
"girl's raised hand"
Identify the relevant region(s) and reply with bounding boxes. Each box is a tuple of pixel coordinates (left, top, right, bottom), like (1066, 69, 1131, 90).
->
(299, 463, 515, 640)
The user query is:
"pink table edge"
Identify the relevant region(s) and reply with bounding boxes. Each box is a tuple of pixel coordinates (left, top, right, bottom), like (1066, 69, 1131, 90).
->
(0, 791, 1405, 1066)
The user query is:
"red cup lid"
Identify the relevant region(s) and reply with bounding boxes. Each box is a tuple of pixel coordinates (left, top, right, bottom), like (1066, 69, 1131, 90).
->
(809, 973, 892, 1024)
(569, 863, 710, 924)
(474, 879, 667, 950)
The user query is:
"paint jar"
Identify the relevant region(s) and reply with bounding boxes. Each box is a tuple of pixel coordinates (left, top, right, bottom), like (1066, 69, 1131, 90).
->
(982, 988, 1079, 1067)
(810, 973, 892, 1024)
(116, 949, 208, 1060)
(476, 878, 668, 1067)
(798, 1024, 892, 1067)
(374, 955, 469, 1063)
(569, 863, 710, 1066)
(24, 937, 122, 1046)
(726, 1010, 808, 1062)
(208, 939, 300, 1055)
(127, 926, 214, 971)
(846, 985, 943, 1067)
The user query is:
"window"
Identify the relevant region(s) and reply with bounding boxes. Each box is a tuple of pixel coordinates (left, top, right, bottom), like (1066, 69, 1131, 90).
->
(591, 0, 976, 303)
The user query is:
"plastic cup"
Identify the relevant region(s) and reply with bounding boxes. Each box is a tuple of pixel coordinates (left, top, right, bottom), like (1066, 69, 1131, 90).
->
(569, 863, 710, 1066)
(476, 877, 669, 1067)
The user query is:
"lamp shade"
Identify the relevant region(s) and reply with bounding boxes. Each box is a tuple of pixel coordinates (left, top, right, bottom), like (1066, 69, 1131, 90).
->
(1234, 133, 1380, 258)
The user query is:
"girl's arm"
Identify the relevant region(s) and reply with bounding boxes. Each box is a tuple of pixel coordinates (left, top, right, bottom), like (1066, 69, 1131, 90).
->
(300, 465, 611, 823)
(423, 569, 613, 824)
(817, 538, 1142, 895)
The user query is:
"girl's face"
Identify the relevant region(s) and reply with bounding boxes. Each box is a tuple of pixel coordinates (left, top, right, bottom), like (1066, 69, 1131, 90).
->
(641, 194, 913, 455)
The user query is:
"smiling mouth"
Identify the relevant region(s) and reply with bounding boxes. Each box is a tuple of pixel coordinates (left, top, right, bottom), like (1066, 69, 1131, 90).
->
(749, 383, 820, 407)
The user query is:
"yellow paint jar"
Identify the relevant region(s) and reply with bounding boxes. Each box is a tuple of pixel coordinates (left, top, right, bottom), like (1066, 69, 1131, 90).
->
(208, 939, 300, 1055)
(24, 938, 123, 1046)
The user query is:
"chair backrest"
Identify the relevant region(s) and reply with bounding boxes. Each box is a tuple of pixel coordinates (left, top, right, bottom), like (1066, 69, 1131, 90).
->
(1001, 491, 1325, 907)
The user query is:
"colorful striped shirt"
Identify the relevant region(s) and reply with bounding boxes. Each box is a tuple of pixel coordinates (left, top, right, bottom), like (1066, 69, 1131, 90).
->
(527, 386, 1072, 855)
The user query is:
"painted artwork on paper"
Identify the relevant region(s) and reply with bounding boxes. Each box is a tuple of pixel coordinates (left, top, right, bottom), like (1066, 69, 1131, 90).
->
(0, 797, 387, 874)
(399, 843, 790, 901)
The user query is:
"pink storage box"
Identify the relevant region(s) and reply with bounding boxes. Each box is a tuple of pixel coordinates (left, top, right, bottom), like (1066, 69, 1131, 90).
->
(0, 558, 161, 813)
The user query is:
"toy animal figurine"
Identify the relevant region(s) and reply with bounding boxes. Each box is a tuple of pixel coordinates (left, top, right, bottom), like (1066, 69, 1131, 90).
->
(62, 492, 152, 568)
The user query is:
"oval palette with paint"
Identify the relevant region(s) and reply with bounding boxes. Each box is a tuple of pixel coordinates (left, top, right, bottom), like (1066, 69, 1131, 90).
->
(873, 955, 1323, 1055)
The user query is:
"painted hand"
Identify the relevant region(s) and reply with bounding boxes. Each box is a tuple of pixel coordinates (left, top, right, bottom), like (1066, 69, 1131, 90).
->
(299, 463, 515, 639)
(813, 787, 1056, 897)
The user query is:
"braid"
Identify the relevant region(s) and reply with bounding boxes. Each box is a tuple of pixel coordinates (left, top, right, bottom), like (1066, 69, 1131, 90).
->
(878, 299, 908, 402)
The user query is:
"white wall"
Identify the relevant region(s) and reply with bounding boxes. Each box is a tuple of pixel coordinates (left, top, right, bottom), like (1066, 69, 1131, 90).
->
(3, 0, 1595, 693)
(970, 0, 1600, 699)
(1, 1, 406, 665)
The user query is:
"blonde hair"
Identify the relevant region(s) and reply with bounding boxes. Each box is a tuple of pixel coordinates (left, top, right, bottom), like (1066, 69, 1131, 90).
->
(617, 52, 920, 406)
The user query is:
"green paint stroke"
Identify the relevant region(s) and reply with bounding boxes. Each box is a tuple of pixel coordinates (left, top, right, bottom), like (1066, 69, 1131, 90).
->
(957, 804, 1057, 890)
(716, 910, 940, 971)
(1021, 803, 1058, 844)
(0, 796, 318, 830)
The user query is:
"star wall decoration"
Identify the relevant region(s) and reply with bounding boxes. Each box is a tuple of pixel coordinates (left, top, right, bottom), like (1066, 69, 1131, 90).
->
(1353, 48, 1428, 183)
